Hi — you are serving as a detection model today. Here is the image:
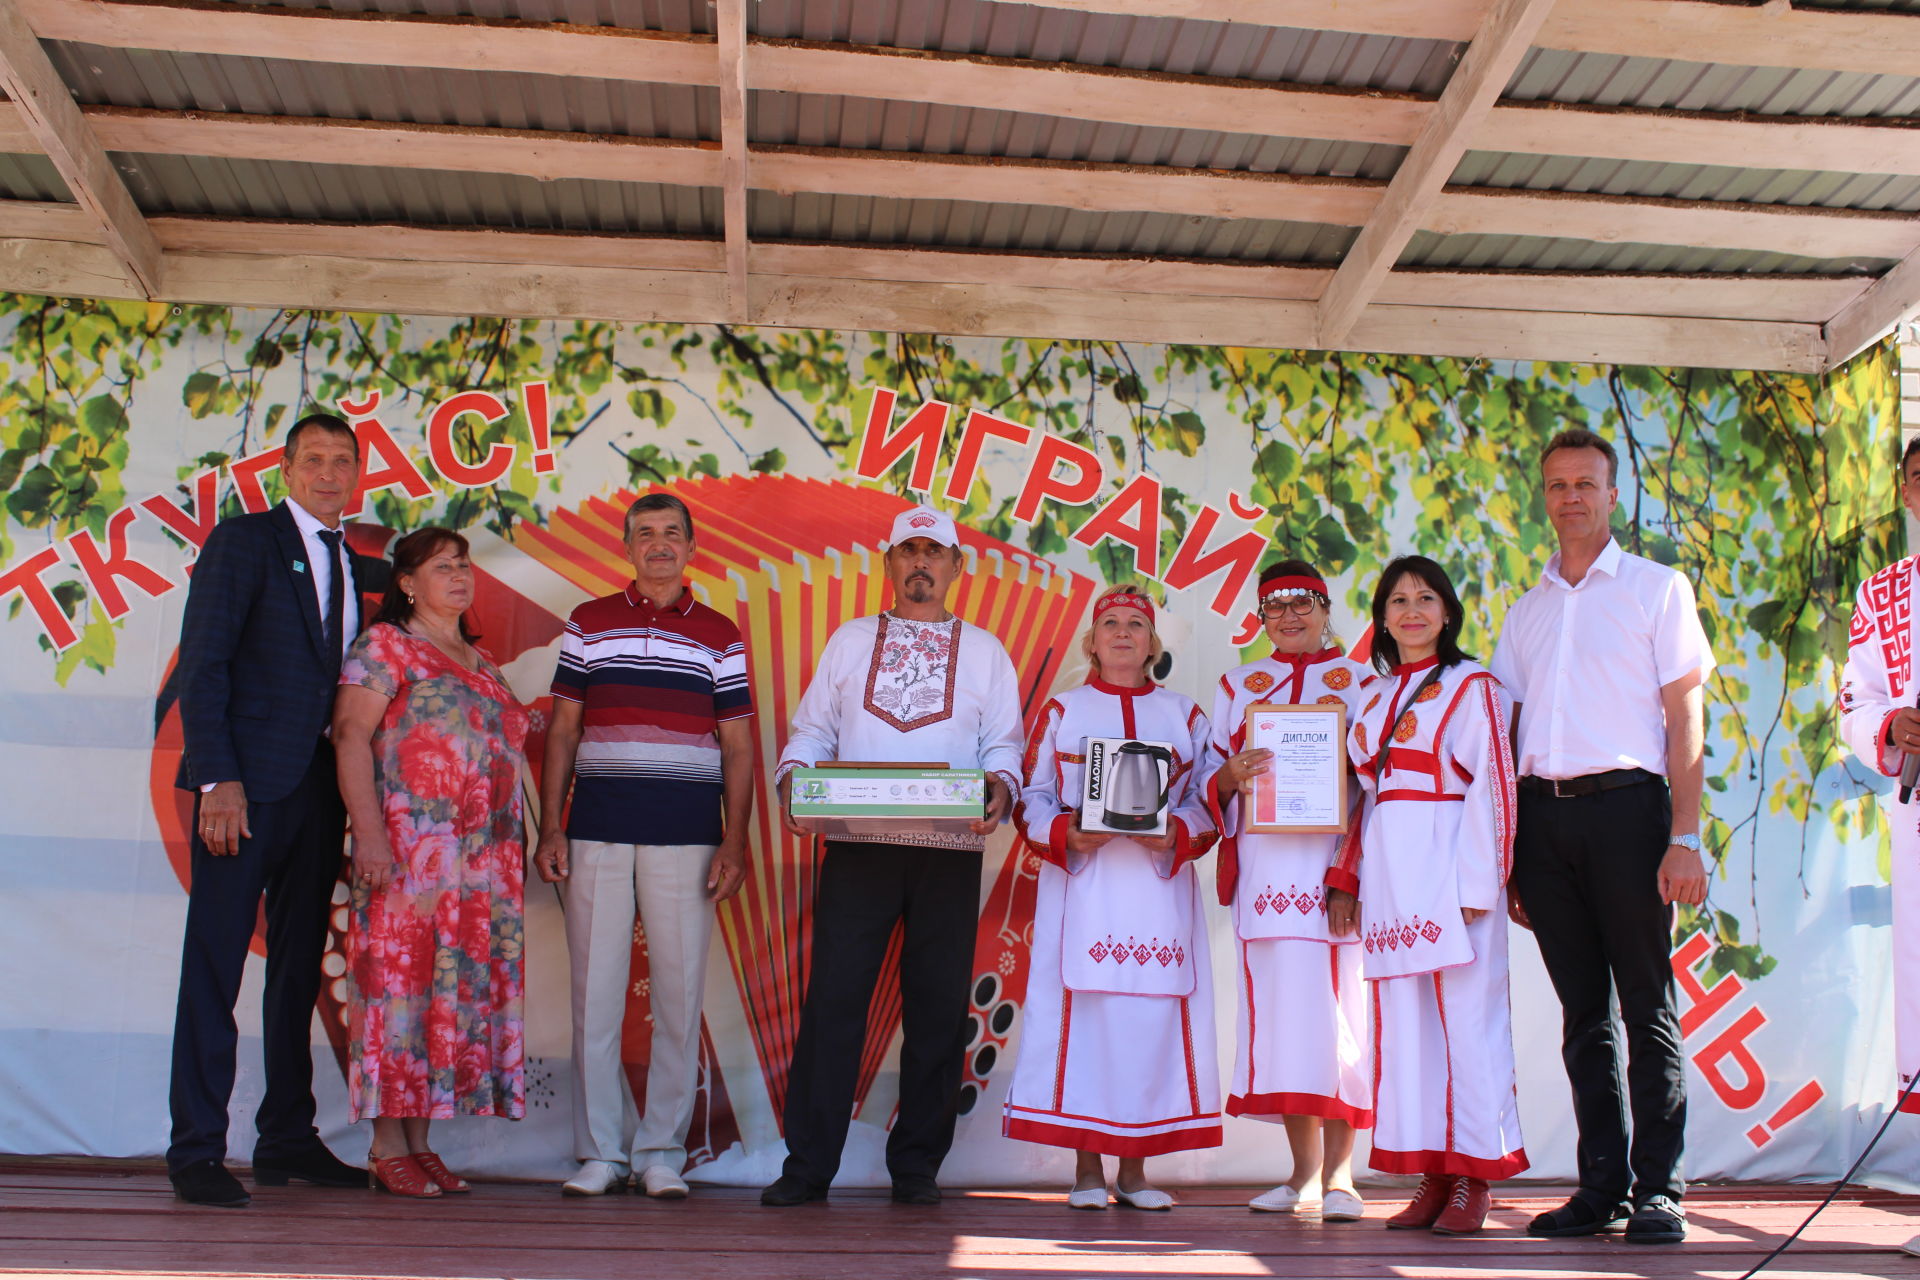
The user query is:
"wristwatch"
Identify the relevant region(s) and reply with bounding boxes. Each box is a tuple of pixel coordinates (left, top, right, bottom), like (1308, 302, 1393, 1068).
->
(1669, 833, 1702, 853)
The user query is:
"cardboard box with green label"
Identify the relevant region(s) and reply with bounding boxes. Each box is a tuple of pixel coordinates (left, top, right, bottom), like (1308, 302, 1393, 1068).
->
(788, 764, 987, 837)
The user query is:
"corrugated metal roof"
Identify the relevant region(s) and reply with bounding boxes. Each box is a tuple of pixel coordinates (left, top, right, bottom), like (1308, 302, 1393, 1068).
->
(1452, 151, 1920, 213)
(1505, 47, 1920, 118)
(1400, 228, 1893, 276)
(48, 42, 717, 139)
(0, 154, 72, 203)
(111, 153, 717, 232)
(748, 190, 1356, 260)
(226, 0, 712, 31)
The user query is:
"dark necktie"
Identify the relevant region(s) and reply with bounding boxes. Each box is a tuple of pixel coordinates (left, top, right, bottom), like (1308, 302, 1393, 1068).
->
(318, 529, 345, 663)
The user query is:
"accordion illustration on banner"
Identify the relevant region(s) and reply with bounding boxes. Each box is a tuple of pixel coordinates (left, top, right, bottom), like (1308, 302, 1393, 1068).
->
(514, 477, 1096, 1141)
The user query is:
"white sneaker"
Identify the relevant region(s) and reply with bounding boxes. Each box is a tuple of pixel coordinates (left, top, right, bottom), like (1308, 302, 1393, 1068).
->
(1902, 1232, 1920, 1258)
(1249, 1184, 1312, 1213)
(1322, 1188, 1365, 1222)
(562, 1160, 628, 1196)
(639, 1164, 689, 1199)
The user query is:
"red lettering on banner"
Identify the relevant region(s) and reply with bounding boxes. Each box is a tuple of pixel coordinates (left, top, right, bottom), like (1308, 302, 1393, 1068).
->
(139, 467, 222, 554)
(1231, 611, 1263, 646)
(943, 409, 1033, 504)
(68, 508, 175, 619)
(1671, 930, 1744, 1037)
(1163, 503, 1267, 619)
(0, 546, 77, 649)
(1744, 1079, 1825, 1148)
(1012, 435, 1103, 523)
(854, 387, 949, 493)
(346, 414, 434, 517)
(230, 447, 284, 514)
(1695, 1005, 1768, 1110)
(523, 379, 556, 474)
(427, 391, 515, 489)
(1072, 474, 1162, 577)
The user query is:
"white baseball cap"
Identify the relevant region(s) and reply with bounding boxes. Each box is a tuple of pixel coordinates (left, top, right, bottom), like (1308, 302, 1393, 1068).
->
(887, 504, 961, 549)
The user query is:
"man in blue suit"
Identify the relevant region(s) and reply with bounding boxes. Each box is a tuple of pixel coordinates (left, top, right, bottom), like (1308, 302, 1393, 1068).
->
(168, 413, 382, 1207)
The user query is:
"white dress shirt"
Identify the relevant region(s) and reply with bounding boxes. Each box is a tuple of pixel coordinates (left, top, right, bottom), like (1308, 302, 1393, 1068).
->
(1490, 537, 1714, 780)
(285, 497, 359, 662)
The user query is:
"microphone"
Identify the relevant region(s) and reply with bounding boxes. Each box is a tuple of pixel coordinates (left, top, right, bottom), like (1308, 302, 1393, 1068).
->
(1902, 693, 1920, 804)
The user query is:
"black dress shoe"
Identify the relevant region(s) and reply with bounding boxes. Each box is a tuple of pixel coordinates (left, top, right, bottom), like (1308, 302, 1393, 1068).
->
(760, 1173, 829, 1206)
(1526, 1194, 1631, 1237)
(891, 1175, 941, 1206)
(171, 1159, 251, 1208)
(253, 1143, 365, 1188)
(1625, 1195, 1686, 1244)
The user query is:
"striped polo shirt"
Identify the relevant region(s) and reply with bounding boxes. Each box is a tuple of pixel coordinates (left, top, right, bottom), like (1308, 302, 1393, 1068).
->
(550, 580, 752, 846)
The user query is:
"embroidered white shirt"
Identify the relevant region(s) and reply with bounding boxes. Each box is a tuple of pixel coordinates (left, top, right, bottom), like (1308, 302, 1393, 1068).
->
(776, 611, 1025, 850)
(1490, 537, 1714, 780)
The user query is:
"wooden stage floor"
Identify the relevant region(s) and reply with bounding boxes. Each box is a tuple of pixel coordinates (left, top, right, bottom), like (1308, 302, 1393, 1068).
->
(2, 1160, 1917, 1280)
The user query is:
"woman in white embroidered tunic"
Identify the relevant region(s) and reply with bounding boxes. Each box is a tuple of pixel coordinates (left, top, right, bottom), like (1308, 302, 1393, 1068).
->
(1330, 556, 1525, 1236)
(1206, 559, 1373, 1221)
(1002, 587, 1221, 1211)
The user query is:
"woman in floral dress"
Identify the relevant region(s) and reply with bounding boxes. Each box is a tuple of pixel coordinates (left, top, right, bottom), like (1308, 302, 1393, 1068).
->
(333, 527, 530, 1197)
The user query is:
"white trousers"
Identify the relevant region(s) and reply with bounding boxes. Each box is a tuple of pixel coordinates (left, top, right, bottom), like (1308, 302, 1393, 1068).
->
(565, 839, 716, 1172)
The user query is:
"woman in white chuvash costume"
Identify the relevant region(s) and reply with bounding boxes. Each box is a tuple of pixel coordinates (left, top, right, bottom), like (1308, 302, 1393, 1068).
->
(1206, 558, 1373, 1222)
(1331, 555, 1526, 1236)
(1002, 586, 1221, 1211)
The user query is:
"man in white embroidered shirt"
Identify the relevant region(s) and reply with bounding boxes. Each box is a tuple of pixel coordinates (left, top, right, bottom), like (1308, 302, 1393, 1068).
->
(1490, 428, 1712, 1246)
(760, 504, 1023, 1208)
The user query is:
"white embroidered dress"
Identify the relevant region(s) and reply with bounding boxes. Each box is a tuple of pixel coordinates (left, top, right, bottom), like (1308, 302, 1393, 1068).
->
(775, 611, 1024, 849)
(1839, 554, 1920, 1114)
(1002, 678, 1223, 1156)
(1339, 656, 1527, 1179)
(1205, 648, 1374, 1126)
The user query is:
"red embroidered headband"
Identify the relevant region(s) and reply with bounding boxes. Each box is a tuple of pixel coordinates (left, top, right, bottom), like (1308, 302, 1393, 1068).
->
(1093, 588, 1155, 623)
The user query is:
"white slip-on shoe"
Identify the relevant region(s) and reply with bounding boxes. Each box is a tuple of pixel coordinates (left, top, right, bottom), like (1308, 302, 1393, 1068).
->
(1321, 1188, 1365, 1222)
(1901, 1233, 1920, 1258)
(562, 1160, 628, 1196)
(639, 1164, 689, 1199)
(1066, 1184, 1109, 1211)
(1249, 1184, 1310, 1213)
(1114, 1186, 1175, 1211)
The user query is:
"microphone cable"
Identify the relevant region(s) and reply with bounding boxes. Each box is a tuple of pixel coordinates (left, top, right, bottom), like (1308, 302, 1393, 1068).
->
(1735, 1068, 1920, 1278)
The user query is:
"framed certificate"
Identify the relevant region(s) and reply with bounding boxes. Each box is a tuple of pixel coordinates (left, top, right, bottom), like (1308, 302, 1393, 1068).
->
(1243, 702, 1348, 834)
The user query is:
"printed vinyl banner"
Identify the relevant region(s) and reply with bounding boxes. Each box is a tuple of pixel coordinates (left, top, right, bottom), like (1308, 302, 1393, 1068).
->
(0, 295, 1912, 1189)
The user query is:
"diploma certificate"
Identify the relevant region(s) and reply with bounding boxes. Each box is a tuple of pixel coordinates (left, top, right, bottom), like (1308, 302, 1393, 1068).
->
(1243, 702, 1348, 834)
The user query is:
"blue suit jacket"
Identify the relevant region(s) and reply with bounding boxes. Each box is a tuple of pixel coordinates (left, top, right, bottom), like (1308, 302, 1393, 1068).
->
(174, 503, 385, 804)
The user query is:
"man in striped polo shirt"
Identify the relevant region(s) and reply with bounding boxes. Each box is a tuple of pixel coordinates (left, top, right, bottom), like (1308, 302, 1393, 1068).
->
(535, 492, 754, 1200)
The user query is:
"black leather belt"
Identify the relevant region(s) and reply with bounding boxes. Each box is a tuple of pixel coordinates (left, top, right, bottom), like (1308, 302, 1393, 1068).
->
(1519, 768, 1659, 799)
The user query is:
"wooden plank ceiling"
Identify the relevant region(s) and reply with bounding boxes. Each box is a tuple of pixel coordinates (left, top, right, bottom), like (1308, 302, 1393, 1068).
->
(0, 0, 1915, 372)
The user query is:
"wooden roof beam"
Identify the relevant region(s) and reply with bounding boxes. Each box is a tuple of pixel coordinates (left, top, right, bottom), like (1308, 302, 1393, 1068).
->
(0, 0, 157, 295)
(4, 105, 1910, 265)
(1317, 0, 1560, 347)
(1826, 247, 1920, 370)
(716, 0, 749, 321)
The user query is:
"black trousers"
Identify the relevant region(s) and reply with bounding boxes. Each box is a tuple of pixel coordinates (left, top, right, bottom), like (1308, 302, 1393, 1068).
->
(167, 745, 345, 1173)
(781, 840, 981, 1186)
(1511, 778, 1686, 1205)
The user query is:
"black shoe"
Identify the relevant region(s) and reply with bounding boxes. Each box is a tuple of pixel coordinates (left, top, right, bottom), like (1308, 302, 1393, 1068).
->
(171, 1159, 251, 1208)
(891, 1175, 941, 1206)
(1526, 1194, 1631, 1237)
(1625, 1195, 1687, 1244)
(252, 1143, 364, 1188)
(761, 1173, 829, 1206)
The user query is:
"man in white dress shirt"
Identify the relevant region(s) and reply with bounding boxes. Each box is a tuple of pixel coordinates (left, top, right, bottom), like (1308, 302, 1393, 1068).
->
(1491, 428, 1712, 1245)
(760, 505, 1023, 1207)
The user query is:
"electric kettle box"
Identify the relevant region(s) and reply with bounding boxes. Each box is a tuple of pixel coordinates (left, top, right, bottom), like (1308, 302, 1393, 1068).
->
(789, 765, 987, 837)
(1077, 737, 1174, 837)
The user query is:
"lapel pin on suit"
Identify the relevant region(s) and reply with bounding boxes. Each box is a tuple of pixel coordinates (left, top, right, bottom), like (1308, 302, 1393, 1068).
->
(293, 560, 307, 573)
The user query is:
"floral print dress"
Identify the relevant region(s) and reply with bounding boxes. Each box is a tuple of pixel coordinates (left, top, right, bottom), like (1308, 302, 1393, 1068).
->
(340, 621, 529, 1121)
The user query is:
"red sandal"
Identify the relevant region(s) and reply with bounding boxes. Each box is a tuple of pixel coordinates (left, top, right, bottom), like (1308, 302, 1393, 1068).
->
(368, 1153, 442, 1198)
(412, 1151, 470, 1194)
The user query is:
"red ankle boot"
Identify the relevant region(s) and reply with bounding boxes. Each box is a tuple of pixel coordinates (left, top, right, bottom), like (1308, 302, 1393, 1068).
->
(1386, 1176, 1455, 1230)
(1430, 1177, 1491, 1235)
